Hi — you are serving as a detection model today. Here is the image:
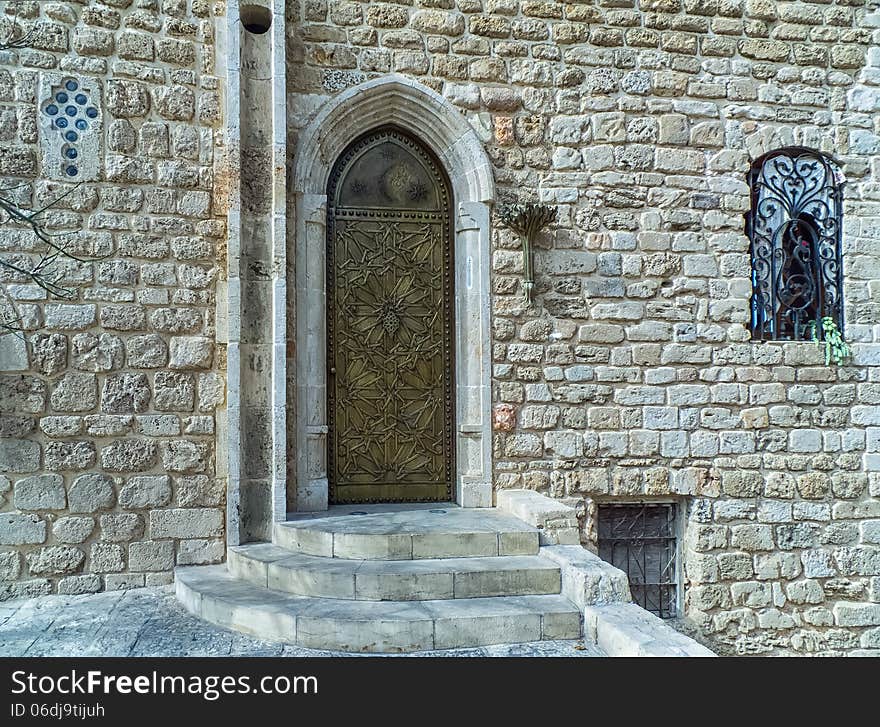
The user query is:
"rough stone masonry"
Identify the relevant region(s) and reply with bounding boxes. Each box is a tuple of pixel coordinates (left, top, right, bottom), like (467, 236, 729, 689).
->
(1, 0, 880, 657)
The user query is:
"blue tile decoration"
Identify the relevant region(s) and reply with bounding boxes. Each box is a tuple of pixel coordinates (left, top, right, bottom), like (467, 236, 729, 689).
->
(40, 76, 101, 181)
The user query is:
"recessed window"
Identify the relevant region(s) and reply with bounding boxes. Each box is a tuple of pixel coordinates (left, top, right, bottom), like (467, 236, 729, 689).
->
(746, 147, 844, 341)
(597, 503, 678, 619)
(241, 4, 272, 34)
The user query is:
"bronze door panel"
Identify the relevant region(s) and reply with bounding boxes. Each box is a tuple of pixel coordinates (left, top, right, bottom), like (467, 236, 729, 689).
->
(327, 128, 454, 504)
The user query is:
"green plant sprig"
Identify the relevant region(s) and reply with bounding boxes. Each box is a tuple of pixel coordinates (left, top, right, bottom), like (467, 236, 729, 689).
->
(807, 316, 850, 366)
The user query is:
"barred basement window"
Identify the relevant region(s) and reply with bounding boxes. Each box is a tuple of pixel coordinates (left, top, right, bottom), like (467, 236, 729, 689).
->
(597, 504, 678, 619)
(746, 147, 844, 342)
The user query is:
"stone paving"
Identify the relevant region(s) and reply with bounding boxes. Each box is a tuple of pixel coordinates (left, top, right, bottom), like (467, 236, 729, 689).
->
(0, 587, 606, 657)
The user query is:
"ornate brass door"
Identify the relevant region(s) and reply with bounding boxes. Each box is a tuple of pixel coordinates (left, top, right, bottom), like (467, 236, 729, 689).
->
(326, 127, 454, 504)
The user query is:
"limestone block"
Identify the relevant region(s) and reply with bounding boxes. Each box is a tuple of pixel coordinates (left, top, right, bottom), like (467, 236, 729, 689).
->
(101, 372, 151, 413)
(0, 551, 20, 580)
(149, 508, 223, 539)
(149, 307, 202, 333)
(100, 512, 144, 542)
(177, 538, 225, 565)
(52, 516, 95, 544)
(26, 546, 85, 576)
(100, 440, 158, 472)
(0, 439, 42, 472)
(117, 31, 154, 61)
(161, 440, 209, 473)
(0, 513, 47, 545)
(90, 542, 125, 573)
(50, 372, 97, 412)
(584, 602, 715, 656)
(128, 540, 174, 571)
(169, 336, 214, 370)
(119, 474, 172, 509)
(126, 334, 168, 368)
(590, 112, 626, 142)
(834, 603, 880, 627)
(0, 332, 28, 371)
(152, 85, 195, 120)
(29, 333, 68, 375)
(13, 474, 66, 510)
(68, 472, 116, 513)
(658, 114, 689, 144)
(58, 574, 102, 595)
(44, 304, 96, 330)
(197, 372, 225, 411)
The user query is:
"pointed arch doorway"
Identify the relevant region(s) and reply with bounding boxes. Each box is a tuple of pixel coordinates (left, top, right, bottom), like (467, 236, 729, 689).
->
(326, 127, 454, 504)
(288, 75, 495, 516)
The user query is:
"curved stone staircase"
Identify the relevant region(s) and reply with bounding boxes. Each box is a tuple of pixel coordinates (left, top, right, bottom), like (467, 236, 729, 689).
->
(176, 495, 715, 655)
(176, 505, 582, 653)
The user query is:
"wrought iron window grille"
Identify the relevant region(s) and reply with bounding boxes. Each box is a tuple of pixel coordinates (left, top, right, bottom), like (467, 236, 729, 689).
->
(597, 504, 679, 619)
(746, 147, 845, 342)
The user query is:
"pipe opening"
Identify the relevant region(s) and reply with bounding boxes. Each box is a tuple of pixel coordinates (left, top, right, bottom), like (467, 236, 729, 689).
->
(241, 4, 271, 34)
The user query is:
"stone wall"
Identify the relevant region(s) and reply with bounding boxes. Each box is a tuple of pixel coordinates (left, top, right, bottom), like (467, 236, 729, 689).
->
(285, 0, 880, 655)
(0, 0, 226, 598)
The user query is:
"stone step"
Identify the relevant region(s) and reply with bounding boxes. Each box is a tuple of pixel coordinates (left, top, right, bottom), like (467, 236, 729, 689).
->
(228, 543, 562, 601)
(176, 565, 581, 653)
(275, 506, 540, 560)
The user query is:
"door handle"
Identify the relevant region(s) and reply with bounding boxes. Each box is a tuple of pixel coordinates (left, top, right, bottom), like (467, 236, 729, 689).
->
(329, 367, 336, 375)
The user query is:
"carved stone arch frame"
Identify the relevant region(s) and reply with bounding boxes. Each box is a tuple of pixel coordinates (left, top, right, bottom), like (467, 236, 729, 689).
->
(290, 74, 495, 513)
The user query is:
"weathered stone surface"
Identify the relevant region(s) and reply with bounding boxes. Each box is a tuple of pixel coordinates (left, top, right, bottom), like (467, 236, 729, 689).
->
(13, 474, 66, 511)
(72, 334, 125, 372)
(125, 334, 168, 368)
(118, 475, 172, 510)
(50, 373, 98, 413)
(26, 546, 85, 576)
(52, 517, 95, 544)
(149, 508, 223, 539)
(100, 440, 158, 472)
(101, 373, 151, 414)
(99, 513, 144, 542)
(29, 334, 68, 375)
(0, 551, 20, 580)
(153, 371, 194, 411)
(161, 440, 208, 473)
(90, 543, 125, 573)
(67, 473, 116, 513)
(43, 441, 97, 471)
(0, 513, 46, 545)
(128, 540, 174, 571)
(169, 336, 214, 370)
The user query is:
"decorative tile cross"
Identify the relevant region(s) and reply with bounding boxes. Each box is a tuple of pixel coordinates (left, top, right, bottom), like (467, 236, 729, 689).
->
(38, 75, 102, 182)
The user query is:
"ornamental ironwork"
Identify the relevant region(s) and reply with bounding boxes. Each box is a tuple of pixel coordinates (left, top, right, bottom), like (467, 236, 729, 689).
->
(498, 202, 557, 307)
(746, 147, 844, 342)
(326, 127, 454, 504)
(598, 504, 679, 619)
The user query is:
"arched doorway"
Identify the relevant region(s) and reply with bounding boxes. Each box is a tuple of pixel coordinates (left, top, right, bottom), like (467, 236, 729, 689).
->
(326, 127, 455, 504)
(288, 75, 495, 516)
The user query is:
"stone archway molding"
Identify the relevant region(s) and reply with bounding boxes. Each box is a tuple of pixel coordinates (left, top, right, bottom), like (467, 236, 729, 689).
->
(290, 74, 496, 513)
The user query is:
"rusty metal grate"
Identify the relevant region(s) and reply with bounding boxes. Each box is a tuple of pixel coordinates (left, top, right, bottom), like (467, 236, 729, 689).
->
(597, 504, 678, 619)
